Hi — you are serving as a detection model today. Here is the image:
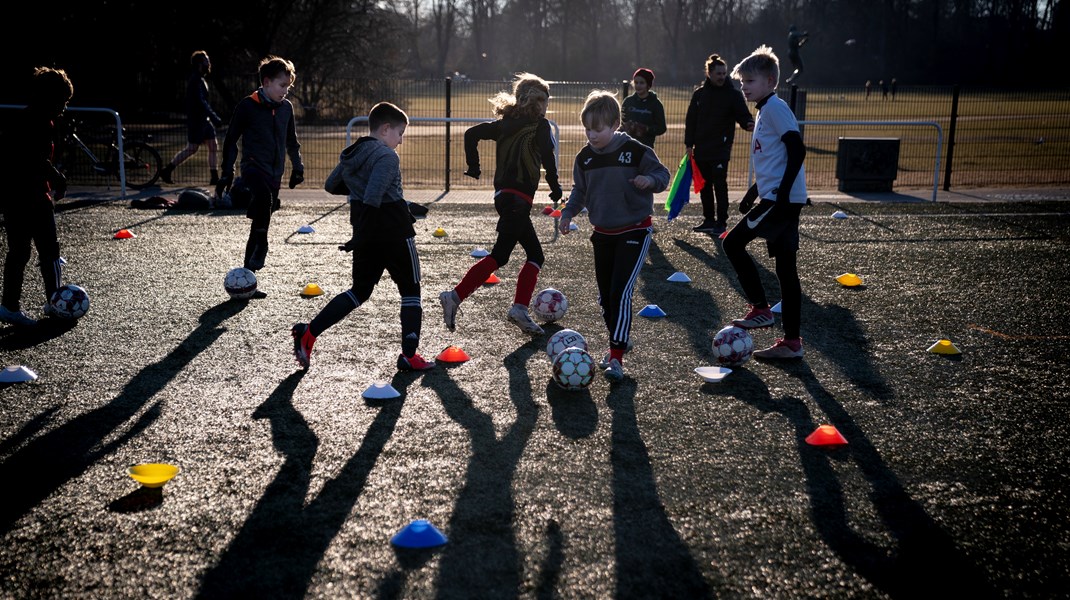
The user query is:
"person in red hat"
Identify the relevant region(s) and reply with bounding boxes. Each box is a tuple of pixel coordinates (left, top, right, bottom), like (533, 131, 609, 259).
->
(621, 67, 666, 148)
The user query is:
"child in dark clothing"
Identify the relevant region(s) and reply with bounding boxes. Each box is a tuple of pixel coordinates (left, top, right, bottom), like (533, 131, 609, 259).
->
(291, 102, 434, 372)
(217, 56, 304, 297)
(439, 73, 562, 336)
(0, 67, 73, 327)
(558, 91, 670, 381)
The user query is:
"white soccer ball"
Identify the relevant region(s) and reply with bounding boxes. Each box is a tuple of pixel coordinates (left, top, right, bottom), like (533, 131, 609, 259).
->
(712, 325, 754, 367)
(224, 267, 258, 299)
(551, 346, 595, 391)
(546, 328, 588, 360)
(49, 284, 90, 319)
(532, 288, 568, 322)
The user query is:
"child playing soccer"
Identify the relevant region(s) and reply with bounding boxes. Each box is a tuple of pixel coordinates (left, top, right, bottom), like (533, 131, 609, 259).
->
(558, 91, 670, 381)
(291, 102, 434, 372)
(438, 73, 562, 336)
(723, 45, 809, 359)
(0, 67, 73, 327)
(217, 56, 304, 298)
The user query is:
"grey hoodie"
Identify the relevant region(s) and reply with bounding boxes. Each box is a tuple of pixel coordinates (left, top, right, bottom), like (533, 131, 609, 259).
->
(325, 136, 415, 241)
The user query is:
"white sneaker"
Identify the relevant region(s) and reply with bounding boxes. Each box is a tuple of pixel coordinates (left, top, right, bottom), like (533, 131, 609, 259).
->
(604, 359, 624, 382)
(0, 305, 36, 327)
(598, 341, 634, 368)
(506, 304, 544, 335)
(440, 290, 461, 332)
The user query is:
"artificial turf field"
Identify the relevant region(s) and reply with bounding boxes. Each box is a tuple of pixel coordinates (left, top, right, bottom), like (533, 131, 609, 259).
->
(0, 186, 1068, 599)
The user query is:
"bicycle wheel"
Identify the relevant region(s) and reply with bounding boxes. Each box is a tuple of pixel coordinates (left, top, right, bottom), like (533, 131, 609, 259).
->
(107, 140, 162, 189)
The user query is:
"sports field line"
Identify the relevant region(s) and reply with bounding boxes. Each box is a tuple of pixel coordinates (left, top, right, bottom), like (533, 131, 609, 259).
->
(968, 324, 1070, 341)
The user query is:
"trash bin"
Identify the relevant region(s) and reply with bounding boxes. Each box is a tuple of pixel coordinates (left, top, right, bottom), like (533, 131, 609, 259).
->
(836, 137, 900, 192)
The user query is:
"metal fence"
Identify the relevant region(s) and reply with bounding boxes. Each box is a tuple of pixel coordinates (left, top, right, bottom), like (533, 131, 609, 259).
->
(50, 79, 1070, 193)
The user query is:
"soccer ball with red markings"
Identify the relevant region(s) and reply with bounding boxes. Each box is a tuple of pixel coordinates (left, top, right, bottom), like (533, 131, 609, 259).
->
(546, 328, 588, 360)
(551, 346, 595, 391)
(49, 284, 90, 320)
(712, 325, 753, 367)
(532, 288, 568, 322)
(224, 267, 258, 299)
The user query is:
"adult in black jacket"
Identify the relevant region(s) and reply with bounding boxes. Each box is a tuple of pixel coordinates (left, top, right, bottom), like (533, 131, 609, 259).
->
(684, 54, 754, 234)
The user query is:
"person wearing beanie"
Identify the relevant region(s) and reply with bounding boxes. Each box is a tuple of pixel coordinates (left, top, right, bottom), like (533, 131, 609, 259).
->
(621, 67, 666, 148)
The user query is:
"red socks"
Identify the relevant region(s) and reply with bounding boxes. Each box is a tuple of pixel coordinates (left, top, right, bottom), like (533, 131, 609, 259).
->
(513, 261, 541, 306)
(455, 256, 499, 300)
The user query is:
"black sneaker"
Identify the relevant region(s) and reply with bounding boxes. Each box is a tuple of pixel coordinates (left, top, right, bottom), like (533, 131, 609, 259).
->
(693, 221, 718, 233)
(711, 223, 727, 235)
(160, 164, 175, 184)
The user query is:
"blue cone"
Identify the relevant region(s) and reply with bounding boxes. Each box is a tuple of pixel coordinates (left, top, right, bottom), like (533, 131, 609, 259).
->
(638, 304, 667, 318)
(771, 301, 782, 314)
(391, 519, 448, 548)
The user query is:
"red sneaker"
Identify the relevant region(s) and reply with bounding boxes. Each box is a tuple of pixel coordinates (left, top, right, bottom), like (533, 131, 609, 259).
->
(732, 305, 775, 329)
(397, 352, 436, 371)
(754, 338, 804, 359)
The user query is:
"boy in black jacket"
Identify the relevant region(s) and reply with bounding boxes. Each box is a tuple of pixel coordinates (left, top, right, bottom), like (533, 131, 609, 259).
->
(684, 54, 754, 235)
(291, 102, 434, 372)
(217, 56, 304, 297)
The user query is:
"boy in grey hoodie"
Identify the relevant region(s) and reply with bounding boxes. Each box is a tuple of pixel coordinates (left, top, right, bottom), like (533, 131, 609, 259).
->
(291, 102, 434, 372)
(558, 91, 670, 382)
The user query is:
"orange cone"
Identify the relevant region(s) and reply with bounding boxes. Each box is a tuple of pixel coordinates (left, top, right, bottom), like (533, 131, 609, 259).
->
(550, 209, 562, 218)
(437, 345, 470, 363)
(113, 229, 135, 239)
(484, 273, 501, 285)
(805, 424, 848, 446)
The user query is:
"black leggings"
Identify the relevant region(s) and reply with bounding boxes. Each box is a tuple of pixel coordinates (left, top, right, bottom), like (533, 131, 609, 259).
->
(2, 204, 61, 310)
(489, 192, 544, 269)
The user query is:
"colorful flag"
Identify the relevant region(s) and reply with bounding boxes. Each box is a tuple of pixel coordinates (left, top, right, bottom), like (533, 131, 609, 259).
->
(666, 153, 706, 221)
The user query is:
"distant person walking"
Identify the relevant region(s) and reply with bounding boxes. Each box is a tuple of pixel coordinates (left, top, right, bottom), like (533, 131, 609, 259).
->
(785, 25, 809, 84)
(881, 79, 889, 100)
(621, 68, 666, 148)
(865, 80, 872, 100)
(0, 67, 73, 327)
(160, 50, 224, 186)
(684, 53, 754, 235)
(891, 78, 897, 100)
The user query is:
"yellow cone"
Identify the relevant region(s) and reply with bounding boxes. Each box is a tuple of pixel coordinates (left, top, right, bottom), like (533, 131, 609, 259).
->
(301, 283, 324, 297)
(927, 339, 961, 355)
(836, 273, 863, 287)
(433, 227, 447, 237)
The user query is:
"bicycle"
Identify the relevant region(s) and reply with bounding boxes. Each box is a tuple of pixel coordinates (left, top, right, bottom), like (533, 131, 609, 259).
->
(56, 116, 162, 189)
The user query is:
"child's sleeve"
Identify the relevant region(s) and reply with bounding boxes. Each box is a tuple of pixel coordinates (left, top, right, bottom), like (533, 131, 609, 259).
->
(362, 153, 400, 208)
(560, 154, 586, 219)
(218, 101, 246, 175)
(639, 147, 671, 193)
(538, 120, 562, 199)
(286, 111, 304, 172)
(463, 121, 497, 178)
(650, 99, 667, 138)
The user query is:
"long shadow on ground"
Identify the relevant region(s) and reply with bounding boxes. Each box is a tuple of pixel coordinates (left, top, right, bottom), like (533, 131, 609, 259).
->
(0, 299, 245, 536)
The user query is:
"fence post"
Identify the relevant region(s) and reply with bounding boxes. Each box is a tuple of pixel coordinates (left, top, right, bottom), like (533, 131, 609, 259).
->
(943, 84, 959, 191)
(621, 80, 630, 101)
(445, 77, 452, 192)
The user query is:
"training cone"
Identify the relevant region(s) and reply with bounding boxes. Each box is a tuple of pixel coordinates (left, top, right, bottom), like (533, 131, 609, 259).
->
(297, 224, 315, 234)
(437, 345, 470, 363)
(694, 366, 732, 383)
(550, 209, 562, 218)
(638, 304, 667, 318)
(542, 205, 554, 215)
(667, 271, 692, 283)
(301, 283, 324, 297)
(391, 519, 448, 548)
(805, 425, 848, 447)
(0, 365, 38, 383)
(113, 229, 135, 239)
(927, 339, 961, 355)
(771, 301, 782, 313)
(127, 463, 180, 488)
(362, 382, 401, 400)
(832, 210, 848, 219)
(484, 273, 501, 285)
(470, 247, 489, 258)
(432, 227, 447, 237)
(718, 231, 729, 240)
(836, 273, 863, 287)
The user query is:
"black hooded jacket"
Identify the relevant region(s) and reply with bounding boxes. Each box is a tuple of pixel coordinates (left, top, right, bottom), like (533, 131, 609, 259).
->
(684, 78, 753, 164)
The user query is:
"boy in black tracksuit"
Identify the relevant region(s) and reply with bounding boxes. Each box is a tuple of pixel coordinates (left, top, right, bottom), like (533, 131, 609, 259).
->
(217, 56, 304, 296)
(291, 102, 434, 372)
(684, 54, 754, 235)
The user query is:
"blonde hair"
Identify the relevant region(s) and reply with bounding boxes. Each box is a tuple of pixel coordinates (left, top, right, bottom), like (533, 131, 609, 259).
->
(489, 72, 549, 119)
(580, 90, 620, 131)
(732, 45, 779, 85)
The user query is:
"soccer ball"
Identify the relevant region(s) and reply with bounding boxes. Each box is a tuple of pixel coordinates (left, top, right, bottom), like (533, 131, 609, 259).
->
(712, 325, 754, 367)
(546, 328, 588, 360)
(532, 288, 568, 322)
(224, 267, 258, 299)
(49, 284, 90, 319)
(551, 346, 595, 391)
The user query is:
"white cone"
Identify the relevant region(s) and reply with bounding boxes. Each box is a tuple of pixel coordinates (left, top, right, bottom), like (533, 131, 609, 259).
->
(362, 382, 400, 399)
(471, 247, 489, 258)
(667, 271, 692, 283)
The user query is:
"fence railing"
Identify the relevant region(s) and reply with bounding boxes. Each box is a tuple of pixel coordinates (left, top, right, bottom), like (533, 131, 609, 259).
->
(37, 80, 1070, 192)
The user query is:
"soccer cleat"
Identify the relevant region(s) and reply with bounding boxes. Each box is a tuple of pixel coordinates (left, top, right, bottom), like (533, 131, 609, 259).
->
(710, 223, 727, 235)
(507, 304, 544, 335)
(291, 323, 316, 369)
(160, 164, 175, 185)
(692, 221, 718, 233)
(0, 305, 36, 327)
(598, 352, 612, 369)
(604, 359, 624, 382)
(732, 305, 775, 329)
(397, 352, 436, 371)
(440, 290, 461, 332)
(754, 338, 804, 359)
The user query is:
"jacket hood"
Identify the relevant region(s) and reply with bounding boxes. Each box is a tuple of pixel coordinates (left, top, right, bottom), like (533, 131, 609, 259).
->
(339, 136, 391, 172)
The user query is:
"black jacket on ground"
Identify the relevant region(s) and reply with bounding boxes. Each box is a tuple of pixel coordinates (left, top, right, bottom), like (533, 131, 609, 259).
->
(684, 79, 753, 164)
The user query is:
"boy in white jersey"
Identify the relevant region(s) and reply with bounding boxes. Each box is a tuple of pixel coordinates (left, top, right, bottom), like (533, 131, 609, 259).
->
(722, 45, 808, 359)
